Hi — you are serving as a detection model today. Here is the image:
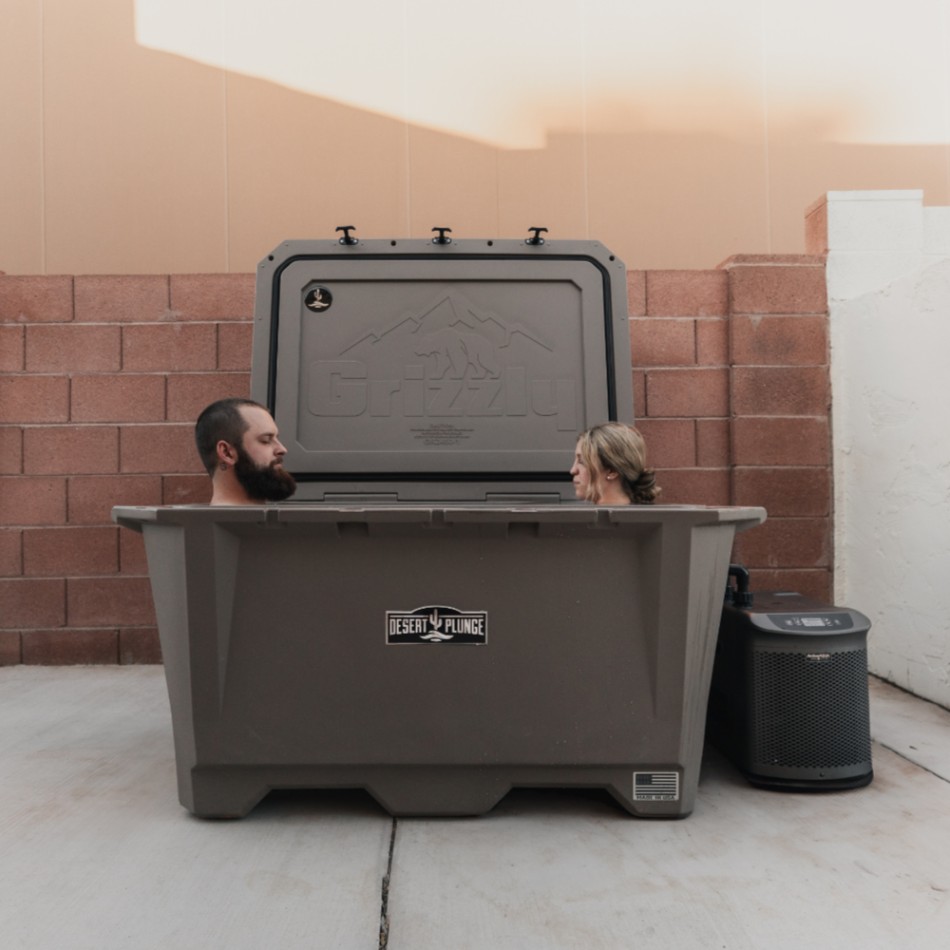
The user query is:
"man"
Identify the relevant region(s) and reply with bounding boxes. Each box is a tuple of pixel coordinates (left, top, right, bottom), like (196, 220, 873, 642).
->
(195, 398, 297, 505)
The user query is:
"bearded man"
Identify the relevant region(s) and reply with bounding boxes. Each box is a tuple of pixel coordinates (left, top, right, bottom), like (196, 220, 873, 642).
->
(195, 398, 297, 505)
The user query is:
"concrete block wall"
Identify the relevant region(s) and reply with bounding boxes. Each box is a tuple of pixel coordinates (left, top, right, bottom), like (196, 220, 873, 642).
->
(0, 275, 254, 664)
(630, 256, 831, 604)
(0, 259, 830, 664)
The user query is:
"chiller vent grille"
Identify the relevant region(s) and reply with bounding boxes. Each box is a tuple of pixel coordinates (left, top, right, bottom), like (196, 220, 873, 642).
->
(752, 648, 871, 768)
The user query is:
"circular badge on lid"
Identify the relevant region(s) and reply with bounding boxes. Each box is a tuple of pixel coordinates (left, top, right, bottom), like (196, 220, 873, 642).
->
(304, 286, 333, 312)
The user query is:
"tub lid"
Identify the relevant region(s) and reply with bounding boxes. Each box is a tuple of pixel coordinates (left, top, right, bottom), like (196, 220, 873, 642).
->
(251, 232, 632, 502)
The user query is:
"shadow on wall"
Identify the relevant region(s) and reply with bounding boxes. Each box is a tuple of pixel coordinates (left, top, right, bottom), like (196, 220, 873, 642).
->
(6, 0, 949, 274)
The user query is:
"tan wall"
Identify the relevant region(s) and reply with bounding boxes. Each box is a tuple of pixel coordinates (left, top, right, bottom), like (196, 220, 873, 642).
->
(2, 0, 949, 275)
(0, 257, 830, 665)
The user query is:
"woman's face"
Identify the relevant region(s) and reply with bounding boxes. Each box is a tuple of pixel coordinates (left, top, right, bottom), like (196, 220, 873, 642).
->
(570, 439, 594, 500)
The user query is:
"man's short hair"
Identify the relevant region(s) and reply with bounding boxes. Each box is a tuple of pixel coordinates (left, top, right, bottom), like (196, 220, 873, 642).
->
(195, 398, 267, 475)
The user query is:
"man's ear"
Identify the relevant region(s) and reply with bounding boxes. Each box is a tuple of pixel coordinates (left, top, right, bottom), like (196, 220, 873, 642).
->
(215, 439, 238, 466)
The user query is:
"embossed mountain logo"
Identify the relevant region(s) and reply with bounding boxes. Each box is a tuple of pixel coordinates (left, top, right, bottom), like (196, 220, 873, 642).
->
(309, 289, 576, 430)
(341, 290, 552, 374)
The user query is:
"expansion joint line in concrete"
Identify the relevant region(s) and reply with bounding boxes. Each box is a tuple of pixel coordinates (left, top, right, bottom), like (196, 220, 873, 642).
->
(875, 741, 950, 785)
(378, 817, 398, 949)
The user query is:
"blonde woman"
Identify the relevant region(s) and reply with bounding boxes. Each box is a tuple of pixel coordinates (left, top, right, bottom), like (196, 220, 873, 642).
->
(570, 422, 659, 505)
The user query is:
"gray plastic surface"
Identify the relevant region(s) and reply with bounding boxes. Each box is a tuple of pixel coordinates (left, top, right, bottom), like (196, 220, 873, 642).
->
(114, 503, 765, 818)
(251, 238, 632, 501)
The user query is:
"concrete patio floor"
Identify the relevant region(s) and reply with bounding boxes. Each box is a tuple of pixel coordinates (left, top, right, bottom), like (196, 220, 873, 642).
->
(2, 667, 948, 950)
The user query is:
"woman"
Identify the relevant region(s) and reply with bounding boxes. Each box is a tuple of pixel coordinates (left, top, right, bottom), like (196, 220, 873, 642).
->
(570, 422, 660, 505)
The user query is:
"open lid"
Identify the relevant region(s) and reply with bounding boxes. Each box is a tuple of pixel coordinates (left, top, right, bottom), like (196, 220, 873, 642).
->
(251, 232, 633, 501)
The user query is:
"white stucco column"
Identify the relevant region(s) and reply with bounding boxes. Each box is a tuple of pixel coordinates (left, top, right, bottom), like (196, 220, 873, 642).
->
(816, 190, 950, 708)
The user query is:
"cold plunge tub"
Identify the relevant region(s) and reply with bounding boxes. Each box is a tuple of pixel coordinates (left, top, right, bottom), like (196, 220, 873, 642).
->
(114, 233, 765, 817)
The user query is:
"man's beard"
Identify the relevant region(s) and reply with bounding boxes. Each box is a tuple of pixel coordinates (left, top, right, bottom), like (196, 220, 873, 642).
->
(233, 447, 297, 502)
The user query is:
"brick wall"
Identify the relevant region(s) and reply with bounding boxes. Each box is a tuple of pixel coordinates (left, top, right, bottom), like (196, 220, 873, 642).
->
(0, 258, 830, 664)
(0, 275, 254, 664)
(630, 254, 830, 602)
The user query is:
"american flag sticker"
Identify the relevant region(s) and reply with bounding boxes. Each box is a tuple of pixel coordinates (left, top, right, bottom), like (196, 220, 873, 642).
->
(633, 771, 680, 802)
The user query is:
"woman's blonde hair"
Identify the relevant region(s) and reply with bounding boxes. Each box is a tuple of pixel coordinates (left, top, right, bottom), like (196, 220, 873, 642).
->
(576, 422, 660, 504)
